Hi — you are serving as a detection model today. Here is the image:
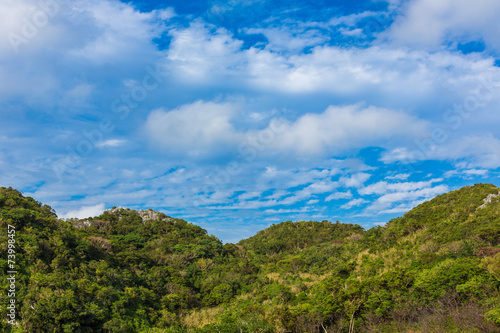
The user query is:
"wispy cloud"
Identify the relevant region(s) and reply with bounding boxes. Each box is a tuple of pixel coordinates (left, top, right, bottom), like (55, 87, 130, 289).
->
(97, 139, 127, 148)
(341, 198, 368, 210)
(325, 190, 353, 201)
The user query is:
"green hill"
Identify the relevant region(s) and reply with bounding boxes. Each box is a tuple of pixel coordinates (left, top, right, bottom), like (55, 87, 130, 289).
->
(383, 183, 500, 244)
(239, 220, 364, 256)
(1, 184, 500, 332)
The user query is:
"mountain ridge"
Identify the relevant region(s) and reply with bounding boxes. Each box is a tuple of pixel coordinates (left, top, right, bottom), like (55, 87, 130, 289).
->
(1, 184, 500, 332)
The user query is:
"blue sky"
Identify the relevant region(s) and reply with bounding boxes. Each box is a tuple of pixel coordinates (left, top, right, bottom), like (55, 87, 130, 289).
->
(1, 0, 500, 243)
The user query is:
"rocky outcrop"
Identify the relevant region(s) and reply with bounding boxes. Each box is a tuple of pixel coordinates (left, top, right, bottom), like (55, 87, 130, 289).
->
(73, 219, 92, 229)
(71, 208, 172, 229)
(137, 209, 168, 222)
(478, 192, 500, 210)
(108, 207, 172, 223)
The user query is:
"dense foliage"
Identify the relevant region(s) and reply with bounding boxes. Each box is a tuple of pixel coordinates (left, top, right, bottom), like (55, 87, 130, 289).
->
(1, 184, 500, 332)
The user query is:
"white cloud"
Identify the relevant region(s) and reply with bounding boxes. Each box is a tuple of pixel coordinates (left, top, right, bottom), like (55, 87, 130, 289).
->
(0, 0, 172, 107)
(445, 136, 500, 169)
(166, 20, 500, 107)
(366, 184, 449, 212)
(196, 163, 369, 210)
(325, 190, 353, 201)
(263, 208, 309, 214)
(354, 177, 449, 214)
(291, 180, 340, 201)
(340, 172, 372, 188)
(262, 167, 340, 187)
(59, 203, 106, 219)
(385, 173, 411, 180)
(144, 101, 242, 156)
(339, 27, 363, 37)
(238, 191, 261, 200)
(328, 11, 382, 27)
(463, 169, 489, 176)
(265, 104, 429, 155)
(245, 26, 328, 52)
(379, 199, 427, 214)
(380, 147, 415, 164)
(97, 139, 127, 148)
(263, 190, 288, 200)
(341, 198, 368, 209)
(386, 173, 411, 180)
(384, 0, 500, 52)
(381, 135, 500, 169)
(377, 185, 447, 204)
(444, 168, 489, 178)
(68, 1, 169, 60)
(209, 0, 263, 15)
(359, 178, 443, 195)
(167, 21, 244, 80)
(144, 101, 429, 158)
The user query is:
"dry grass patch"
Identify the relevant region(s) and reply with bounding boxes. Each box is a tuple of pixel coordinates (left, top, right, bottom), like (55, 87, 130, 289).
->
(298, 272, 330, 288)
(266, 272, 284, 283)
(183, 306, 224, 328)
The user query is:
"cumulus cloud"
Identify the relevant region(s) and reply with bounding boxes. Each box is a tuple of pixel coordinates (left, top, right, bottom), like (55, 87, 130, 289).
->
(266, 104, 429, 155)
(144, 101, 242, 156)
(144, 101, 430, 158)
(167, 21, 244, 80)
(68, 1, 172, 61)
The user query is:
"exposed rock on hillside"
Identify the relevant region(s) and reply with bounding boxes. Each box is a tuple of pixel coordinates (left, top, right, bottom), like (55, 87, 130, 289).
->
(478, 192, 500, 210)
(108, 207, 173, 222)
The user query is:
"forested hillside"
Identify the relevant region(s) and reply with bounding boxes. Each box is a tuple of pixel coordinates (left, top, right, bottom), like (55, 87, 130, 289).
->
(1, 184, 500, 332)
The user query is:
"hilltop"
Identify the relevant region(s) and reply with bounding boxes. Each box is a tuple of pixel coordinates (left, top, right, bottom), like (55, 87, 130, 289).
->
(1, 184, 500, 332)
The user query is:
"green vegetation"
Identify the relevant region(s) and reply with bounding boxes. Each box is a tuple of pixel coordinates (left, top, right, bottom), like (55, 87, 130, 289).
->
(1, 183, 500, 332)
